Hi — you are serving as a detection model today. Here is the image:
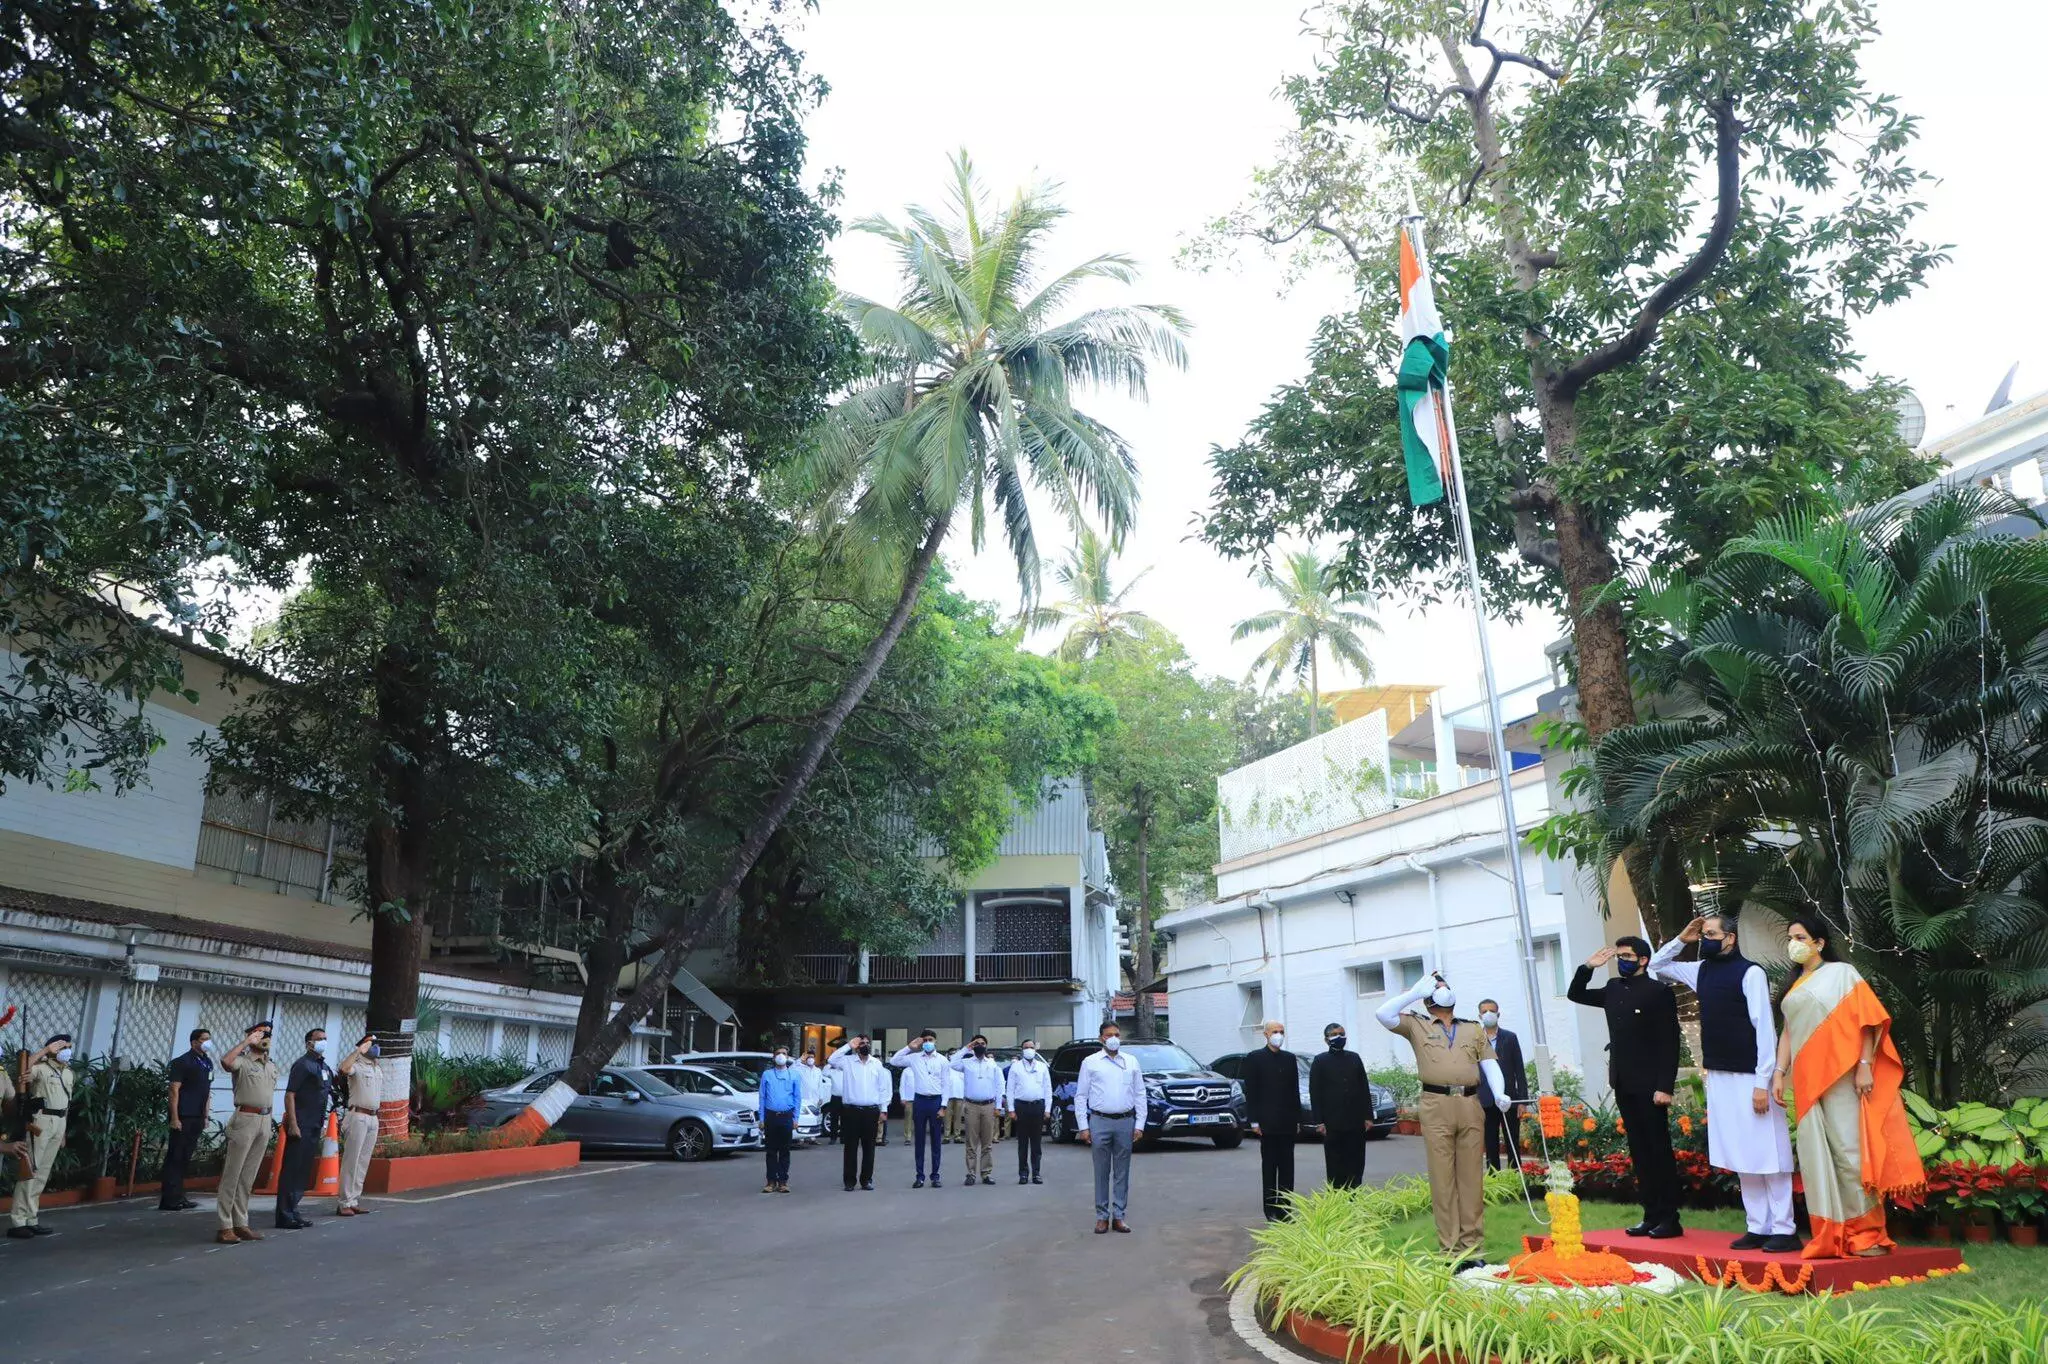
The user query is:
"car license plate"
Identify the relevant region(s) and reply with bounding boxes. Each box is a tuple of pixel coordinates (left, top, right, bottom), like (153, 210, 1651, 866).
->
(1192, 1114, 1226, 1124)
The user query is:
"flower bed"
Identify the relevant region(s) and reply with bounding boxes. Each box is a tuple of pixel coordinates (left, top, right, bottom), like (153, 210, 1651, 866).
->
(364, 1137, 580, 1194)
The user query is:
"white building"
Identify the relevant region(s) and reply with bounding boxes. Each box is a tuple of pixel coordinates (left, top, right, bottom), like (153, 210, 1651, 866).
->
(1159, 672, 1610, 1089)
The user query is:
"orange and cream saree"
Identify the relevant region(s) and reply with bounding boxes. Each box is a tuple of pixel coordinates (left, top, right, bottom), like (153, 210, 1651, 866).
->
(1782, 960, 1925, 1259)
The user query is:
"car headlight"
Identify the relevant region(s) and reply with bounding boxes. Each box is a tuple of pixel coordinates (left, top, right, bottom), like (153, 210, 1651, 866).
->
(717, 1110, 754, 1127)
(1228, 1080, 1244, 1100)
(1144, 1081, 1166, 1101)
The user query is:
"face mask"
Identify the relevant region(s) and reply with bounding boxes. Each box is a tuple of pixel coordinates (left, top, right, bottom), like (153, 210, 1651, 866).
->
(972, 1043, 987, 1057)
(1102, 1036, 1121, 1052)
(1787, 939, 1815, 964)
(313, 1040, 331, 1056)
(198, 1040, 215, 1055)
(855, 1044, 871, 1058)
(1327, 1035, 1346, 1051)
(1430, 986, 1456, 1010)
(54, 1047, 73, 1065)
(1698, 937, 1726, 959)
(921, 1040, 936, 1054)
(774, 1054, 790, 1067)
(1615, 958, 1641, 977)
(800, 1056, 814, 1066)
(1267, 1033, 1286, 1049)
(367, 1043, 381, 1059)
(1021, 1048, 1036, 1061)
(1479, 1011, 1500, 1027)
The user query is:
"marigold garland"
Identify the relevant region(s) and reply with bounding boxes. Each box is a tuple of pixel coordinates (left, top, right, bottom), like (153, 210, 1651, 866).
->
(1694, 1255, 1815, 1294)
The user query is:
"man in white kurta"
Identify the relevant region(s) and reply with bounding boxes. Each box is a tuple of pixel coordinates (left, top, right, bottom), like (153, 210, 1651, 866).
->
(1650, 914, 1799, 1252)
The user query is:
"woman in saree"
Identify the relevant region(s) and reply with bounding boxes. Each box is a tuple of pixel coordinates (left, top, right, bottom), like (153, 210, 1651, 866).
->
(1773, 914, 1925, 1259)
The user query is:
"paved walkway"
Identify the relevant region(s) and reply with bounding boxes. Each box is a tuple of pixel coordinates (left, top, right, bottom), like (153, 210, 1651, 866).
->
(2, 1132, 1424, 1362)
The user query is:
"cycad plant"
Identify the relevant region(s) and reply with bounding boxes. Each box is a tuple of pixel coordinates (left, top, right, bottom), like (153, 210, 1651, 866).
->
(1018, 525, 1161, 662)
(1232, 550, 1379, 735)
(1594, 486, 2048, 1102)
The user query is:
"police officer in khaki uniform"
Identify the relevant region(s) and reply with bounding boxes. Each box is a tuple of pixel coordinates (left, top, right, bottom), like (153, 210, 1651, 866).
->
(335, 1033, 382, 1216)
(7, 1034, 75, 1240)
(1376, 971, 1512, 1267)
(216, 1022, 280, 1243)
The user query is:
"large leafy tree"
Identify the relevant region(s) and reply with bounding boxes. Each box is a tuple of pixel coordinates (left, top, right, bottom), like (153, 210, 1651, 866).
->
(503, 152, 1187, 1120)
(0, 0, 850, 1086)
(1201, 0, 1942, 777)
(1019, 525, 1161, 663)
(1232, 550, 1380, 735)
(1594, 488, 2048, 1101)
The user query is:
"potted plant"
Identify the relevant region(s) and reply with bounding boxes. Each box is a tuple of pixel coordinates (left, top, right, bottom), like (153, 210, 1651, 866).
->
(1960, 1165, 2004, 1244)
(1999, 1168, 2044, 1247)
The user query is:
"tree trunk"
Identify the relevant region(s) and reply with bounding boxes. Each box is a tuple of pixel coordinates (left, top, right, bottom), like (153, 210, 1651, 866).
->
(1132, 802, 1155, 1037)
(1309, 649, 1321, 737)
(502, 509, 958, 1135)
(364, 620, 438, 1137)
(572, 856, 635, 1058)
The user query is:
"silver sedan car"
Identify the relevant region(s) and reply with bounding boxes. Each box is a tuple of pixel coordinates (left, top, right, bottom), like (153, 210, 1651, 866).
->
(476, 1066, 761, 1161)
(641, 1063, 824, 1142)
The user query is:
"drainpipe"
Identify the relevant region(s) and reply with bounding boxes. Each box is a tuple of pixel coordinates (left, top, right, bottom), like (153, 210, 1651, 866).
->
(1252, 894, 1285, 1027)
(1403, 855, 1446, 971)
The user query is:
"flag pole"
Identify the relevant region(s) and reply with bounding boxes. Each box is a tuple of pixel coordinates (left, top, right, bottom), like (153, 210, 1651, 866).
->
(1401, 211, 1553, 1084)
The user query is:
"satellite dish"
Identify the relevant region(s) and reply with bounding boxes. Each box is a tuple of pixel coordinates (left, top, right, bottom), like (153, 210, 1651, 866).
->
(1894, 389, 1926, 449)
(1987, 362, 2020, 415)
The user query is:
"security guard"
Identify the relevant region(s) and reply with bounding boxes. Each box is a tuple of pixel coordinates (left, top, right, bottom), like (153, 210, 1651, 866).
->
(1376, 971, 1511, 1268)
(277, 1028, 333, 1229)
(6, 1034, 74, 1240)
(216, 1022, 280, 1244)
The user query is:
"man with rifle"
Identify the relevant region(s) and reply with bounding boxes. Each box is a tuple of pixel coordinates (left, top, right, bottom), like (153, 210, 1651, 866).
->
(8, 1032, 76, 1240)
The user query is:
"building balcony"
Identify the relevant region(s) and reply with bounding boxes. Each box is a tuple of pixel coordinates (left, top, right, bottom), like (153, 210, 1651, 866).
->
(868, 953, 967, 984)
(973, 950, 1072, 983)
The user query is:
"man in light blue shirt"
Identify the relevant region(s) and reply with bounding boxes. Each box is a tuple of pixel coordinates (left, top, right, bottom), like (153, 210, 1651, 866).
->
(757, 1047, 804, 1194)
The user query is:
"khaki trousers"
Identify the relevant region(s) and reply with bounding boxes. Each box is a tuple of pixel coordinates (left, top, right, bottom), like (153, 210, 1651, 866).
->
(1420, 1091, 1486, 1255)
(944, 1098, 964, 1141)
(8, 1118, 65, 1227)
(962, 1101, 997, 1177)
(217, 1111, 271, 1230)
(339, 1110, 379, 1209)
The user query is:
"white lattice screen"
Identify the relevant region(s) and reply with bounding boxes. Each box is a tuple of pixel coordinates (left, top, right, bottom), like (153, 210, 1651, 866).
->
(4, 971, 91, 1053)
(335, 1006, 366, 1047)
(499, 1022, 532, 1062)
(447, 1016, 491, 1058)
(1216, 713, 1393, 861)
(276, 996, 328, 1052)
(120, 982, 183, 1065)
(536, 1027, 572, 1068)
(199, 988, 265, 1046)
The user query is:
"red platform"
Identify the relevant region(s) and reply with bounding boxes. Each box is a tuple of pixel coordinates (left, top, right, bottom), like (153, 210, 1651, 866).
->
(1522, 1228, 1964, 1295)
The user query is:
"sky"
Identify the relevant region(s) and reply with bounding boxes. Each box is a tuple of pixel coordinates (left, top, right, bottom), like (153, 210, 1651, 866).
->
(789, 0, 2048, 705)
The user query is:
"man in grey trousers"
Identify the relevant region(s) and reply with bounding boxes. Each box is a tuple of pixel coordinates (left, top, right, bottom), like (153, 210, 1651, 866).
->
(1073, 1020, 1147, 1234)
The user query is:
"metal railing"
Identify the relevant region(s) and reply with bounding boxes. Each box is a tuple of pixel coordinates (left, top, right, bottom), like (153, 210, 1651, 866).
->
(867, 954, 967, 984)
(790, 953, 854, 985)
(973, 951, 1072, 983)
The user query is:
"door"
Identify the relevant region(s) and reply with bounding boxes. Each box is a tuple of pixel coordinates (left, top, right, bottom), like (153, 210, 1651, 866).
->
(583, 1069, 645, 1145)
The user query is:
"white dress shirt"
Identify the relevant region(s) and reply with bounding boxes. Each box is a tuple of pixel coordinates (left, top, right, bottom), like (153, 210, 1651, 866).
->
(1073, 1049, 1146, 1133)
(891, 1044, 951, 1097)
(1004, 1055, 1052, 1107)
(796, 1058, 827, 1107)
(950, 1050, 1005, 1104)
(899, 1066, 916, 1104)
(827, 1043, 892, 1107)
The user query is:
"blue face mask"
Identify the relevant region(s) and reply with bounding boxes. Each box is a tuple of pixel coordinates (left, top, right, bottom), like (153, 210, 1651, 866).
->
(1699, 937, 1727, 959)
(1616, 958, 1641, 977)
(921, 1040, 936, 1054)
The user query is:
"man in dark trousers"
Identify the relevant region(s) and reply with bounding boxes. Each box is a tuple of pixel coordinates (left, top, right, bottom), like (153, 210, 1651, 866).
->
(1307, 1021, 1370, 1189)
(1567, 937, 1684, 1238)
(1476, 998, 1529, 1170)
(1240, 1020, 1302, 1221)
(277, 1028, 332, 1229)
(160, 1028, 213, 1212)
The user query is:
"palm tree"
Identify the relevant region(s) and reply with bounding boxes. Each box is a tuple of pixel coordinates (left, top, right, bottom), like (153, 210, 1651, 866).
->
(1594, 486, 2048, 1102)
(504, 152, 1186, 1122)
(1018, 525, 1161, 662)
(1231, 551, 1379, 735)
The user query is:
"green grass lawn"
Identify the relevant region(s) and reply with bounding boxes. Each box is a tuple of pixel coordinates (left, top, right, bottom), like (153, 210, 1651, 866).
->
(1385, 1196, 2036, 1310)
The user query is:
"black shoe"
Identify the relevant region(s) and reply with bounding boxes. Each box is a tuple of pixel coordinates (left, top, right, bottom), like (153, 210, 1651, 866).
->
(930, 1176, 942, 1187)
(981, 1175, 994, 1185)
(1624, 1221, 1651, 1237)
(5, 1227, 33, 1239)
(1031, 1174, 1042, 1184)
(1728, 1232, 1769, 1251)
(860, 1181, 874, 1191)
(275, 1219, 307, 1230)
(1761, 1234, 1803, 1254)
(913, 1177, 925, 1189)
(1644, 1222, 1684, 1240)
(27, 1225, 56, 1237)
(844, 1183, 856, 1192)
(1453, 1257, 1487, 1274)
(1020, 1174, 1030, 1185)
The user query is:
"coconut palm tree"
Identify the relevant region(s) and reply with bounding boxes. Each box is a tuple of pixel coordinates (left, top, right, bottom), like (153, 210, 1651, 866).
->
(1231, 551, 1379, 735)
(1018, 526, 1161, 662)
(1593, 485, 2048, 1102)
(503, 152, 1186, 1123)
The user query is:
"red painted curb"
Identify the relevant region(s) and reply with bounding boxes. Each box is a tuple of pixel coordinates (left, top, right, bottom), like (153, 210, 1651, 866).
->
(0, 1175, 220, 1214)
(363, 1141, 581, 1193)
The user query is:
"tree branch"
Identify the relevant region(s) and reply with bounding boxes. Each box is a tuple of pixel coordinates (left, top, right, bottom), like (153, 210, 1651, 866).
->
(1496, 413, 1562, 572)
(1557, 97, 1742, 399)
(1256, 213, 1365, 265)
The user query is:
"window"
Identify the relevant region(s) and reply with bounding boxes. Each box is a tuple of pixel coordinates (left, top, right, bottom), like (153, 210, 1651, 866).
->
(1534, 938, 1566, 995)
(1353, 962, 1387, 996)
(1239, 983, 1264, 1027)
(523, 1070, 564, 1093)
(195, 786, 340, 900)
(1391, 957, 1425, 991)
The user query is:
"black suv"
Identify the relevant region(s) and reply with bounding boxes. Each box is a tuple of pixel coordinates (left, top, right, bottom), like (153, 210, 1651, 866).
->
(1209, 1050, 1401, 1139)
(1047, 1038, 1246, 1148)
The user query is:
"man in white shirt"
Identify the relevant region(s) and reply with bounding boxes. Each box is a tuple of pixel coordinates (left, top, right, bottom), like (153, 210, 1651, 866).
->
(951, 1035, 1006, 1185)
(943, 1058, 965, 1144)
(796, 1051, 827, 1146)
(1073, 1020, 1146, 1234)
(827, 1036, 891, 1191)
(890, 1030, 951, 1187)
(1004, 1039, 1053, 1185)
(896, 1062, 916, 1145)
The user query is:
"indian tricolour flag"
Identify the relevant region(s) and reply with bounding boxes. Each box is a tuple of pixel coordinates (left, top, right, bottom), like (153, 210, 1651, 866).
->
(1396, 222, 1452, 507)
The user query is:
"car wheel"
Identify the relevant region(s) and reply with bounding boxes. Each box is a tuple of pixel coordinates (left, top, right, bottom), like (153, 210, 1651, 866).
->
(1211, 1131, 1244, 1150)
(668, 1120, 713, 1162)
(1052, 1104, 1074, 1144)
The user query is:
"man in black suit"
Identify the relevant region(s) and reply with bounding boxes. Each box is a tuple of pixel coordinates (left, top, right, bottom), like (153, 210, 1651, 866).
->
(1307, 1021, 1370, 1188)
(1240, 1021, 1303, 1221)
(1567, 936, 1684, 1238)
(1476, 999, 1529, 1170)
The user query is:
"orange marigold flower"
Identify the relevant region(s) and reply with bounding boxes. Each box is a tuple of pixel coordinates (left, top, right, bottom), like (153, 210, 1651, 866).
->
(1582, 1118, 1597, 1132)
(1678, 1116, 1693, 1135)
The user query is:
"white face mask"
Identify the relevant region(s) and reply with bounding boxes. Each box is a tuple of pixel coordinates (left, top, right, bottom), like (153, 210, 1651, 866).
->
(1267, 1033, 1286, 1049)
(312, 1039, 331, 1055)
(1021, 1048, 1036, 1061)
(1787, 939, 1815, 964)
(774, 1054, 790, 1067)
(1102, 1036, 1121, 1052)
(55, 1047, 74, 1065)
(1480, 1011, 1500, 1028)
(799, 1056, 814, 1066)
(1431, 986, 1456, 1010)
(200, 1039, 216, 1054)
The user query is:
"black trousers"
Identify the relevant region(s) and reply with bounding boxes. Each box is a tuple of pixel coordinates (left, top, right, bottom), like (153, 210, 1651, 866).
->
(1484, 1105, 1516, 1170)
(1258, 1131, 1296, 1220)
(825, 1097, 841, 1143)
(160, 1118, 205, 1208)
(763, 1111, 795, 1184)
(840, 1105, 878, 1187)
(1614, 1088, 1680, 1228)
(275, 1122, 321, 1224)
(1012, 1100, 1045, 1177)
(1323, 1127, 1366, 1189)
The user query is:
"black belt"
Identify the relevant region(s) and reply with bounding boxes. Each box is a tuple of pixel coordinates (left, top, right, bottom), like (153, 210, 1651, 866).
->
(1421, 1083, 1480, 1098)
(1091, 1109, 1134, 1120)
(842, 1102, 879, 1110)
(40, 1107, 65, 1118)
(965, 1098, 995, 1106)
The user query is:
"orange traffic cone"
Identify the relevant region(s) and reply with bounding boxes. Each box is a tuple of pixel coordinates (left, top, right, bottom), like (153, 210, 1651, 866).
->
(252, 1121, 288, 1196)
(313, 1111, 341, 1197)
